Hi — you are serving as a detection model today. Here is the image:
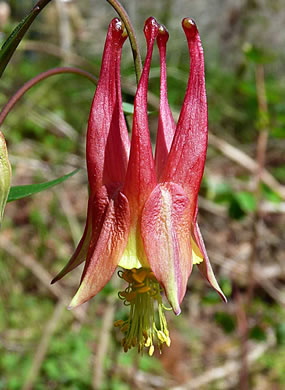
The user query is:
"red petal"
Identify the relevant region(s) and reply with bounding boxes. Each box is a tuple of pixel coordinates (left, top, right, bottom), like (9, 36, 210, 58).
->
(123, 17, 159, 221)
(87, 18, 129, 193)
(192, 221, 227, 302)
(141, 182, 193, 314)
(69, 191, 130, 309)
(160, 19, 208, 202)
(155, 24, 176, 179)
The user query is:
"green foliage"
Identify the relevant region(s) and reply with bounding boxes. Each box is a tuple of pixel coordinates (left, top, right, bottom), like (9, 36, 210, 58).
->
(7, 169, 80, 202)
(234, 191, 257, 213)
(208, 180, 257, 219)
(214, 312, 236, 334)
(276, 323, 285, 345)
(0, 0, 53, 77)
(42, 330, 92, 386)
(259, 347, 285, 385)
(243, 43, 276, 65)
(202, 291, 221, 305)
(261, 184, 282, 203)
(249, 325, 267, 341)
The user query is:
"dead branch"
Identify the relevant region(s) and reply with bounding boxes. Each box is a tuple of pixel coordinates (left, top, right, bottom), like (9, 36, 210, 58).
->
(21, 300, 65, 390)
(0, 236, 86, 322)
(170, 330, 275, 390)
(92, 297, 116, 390)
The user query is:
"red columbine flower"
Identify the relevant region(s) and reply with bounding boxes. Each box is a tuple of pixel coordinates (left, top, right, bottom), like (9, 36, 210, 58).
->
(52, 17, 226, 355)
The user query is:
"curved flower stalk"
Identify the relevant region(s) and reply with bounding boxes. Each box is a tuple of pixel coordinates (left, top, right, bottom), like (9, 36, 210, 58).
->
(52, 17, 226, 355)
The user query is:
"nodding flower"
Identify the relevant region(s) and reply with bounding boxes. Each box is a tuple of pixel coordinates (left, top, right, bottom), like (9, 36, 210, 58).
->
(52, 16, 226, 355)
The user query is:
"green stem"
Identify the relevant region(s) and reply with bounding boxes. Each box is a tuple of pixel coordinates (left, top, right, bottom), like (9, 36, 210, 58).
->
(106, 0, 142, 84)
(0, 67, 98, 127)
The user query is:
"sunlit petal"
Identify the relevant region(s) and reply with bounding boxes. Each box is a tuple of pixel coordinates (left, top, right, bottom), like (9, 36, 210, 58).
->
(87, 18, 129, 192)
(160, 19, 207, 204)
(69, 191, 130, 309)
(155, 24, 176, 178)
(141, 182, 193, 314)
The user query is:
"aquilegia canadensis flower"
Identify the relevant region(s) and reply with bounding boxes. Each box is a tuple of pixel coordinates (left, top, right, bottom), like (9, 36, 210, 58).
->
(52, 17, 226, 355)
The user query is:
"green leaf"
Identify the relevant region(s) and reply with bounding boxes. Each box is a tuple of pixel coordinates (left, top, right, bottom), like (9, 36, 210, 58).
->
(0, 0, 52, 78)
(262, 184, 282, 203)
(202, 291, 220, 305)
(122, 102, 153, 115)
(271, 127, 285, 138)
(249, 325, 267, 342)
(276, 323, 285, 345)
(7, 168, 80, 202)
(214, 312, 236, 333)
(234, 191, 257, 213)
(122, 102, 134, 115)
(243, 43, 275, 64)
(228, 197, 245, 220)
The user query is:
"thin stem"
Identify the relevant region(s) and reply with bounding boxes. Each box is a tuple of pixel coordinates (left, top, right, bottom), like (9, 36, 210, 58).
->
(92, 296, 116, 390)
(0, 67, 98, 127)
(246, 64, 269, 305)
(235, 288, 249, 390)
(106, 0, 142, 84)
(22, 300, 66, 390)
(34, 0, 54, 10)
(237, 63, 269, 390)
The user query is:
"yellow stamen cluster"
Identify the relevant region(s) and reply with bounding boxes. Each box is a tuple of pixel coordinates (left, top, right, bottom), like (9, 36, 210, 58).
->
(114, 268, 171, 356)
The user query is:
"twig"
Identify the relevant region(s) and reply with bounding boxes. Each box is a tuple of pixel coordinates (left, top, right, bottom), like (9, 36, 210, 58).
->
(209, 251, 285, 305)
(92, 296, 116, 390)
(208, 133, 285, 200)
(170, 330, 275, 390)
(21, 300, 66, 390)
(28, 107, 78, 140)
(58, 189, 83, 246)
(55, 0, 72, 63)
(236, 287, 250, 389)
(0, 236, 86, 322)
(246, 64, 269, 304)
(237, 63, 270, 390)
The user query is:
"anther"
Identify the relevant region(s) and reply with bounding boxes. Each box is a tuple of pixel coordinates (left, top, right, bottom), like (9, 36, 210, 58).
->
(137, 286, 151, 293)
(145, 337, 151, 347)
(134, 283, 145, 288)
(114, 320, 124, 327)
(166, 337, 171, 347)
(149, 345, 155, 356)
(121, 324, 129, 333)
(132, 269, 148, 283)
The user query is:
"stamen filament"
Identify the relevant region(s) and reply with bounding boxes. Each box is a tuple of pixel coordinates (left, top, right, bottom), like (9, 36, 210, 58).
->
(115, 268, 171, 355)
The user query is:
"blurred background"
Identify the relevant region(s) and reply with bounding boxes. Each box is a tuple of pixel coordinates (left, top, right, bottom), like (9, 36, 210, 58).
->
(0, 0, 285, 389)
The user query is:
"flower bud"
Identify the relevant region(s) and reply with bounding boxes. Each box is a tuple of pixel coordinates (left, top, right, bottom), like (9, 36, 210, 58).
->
(0, 131, 11, 226)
